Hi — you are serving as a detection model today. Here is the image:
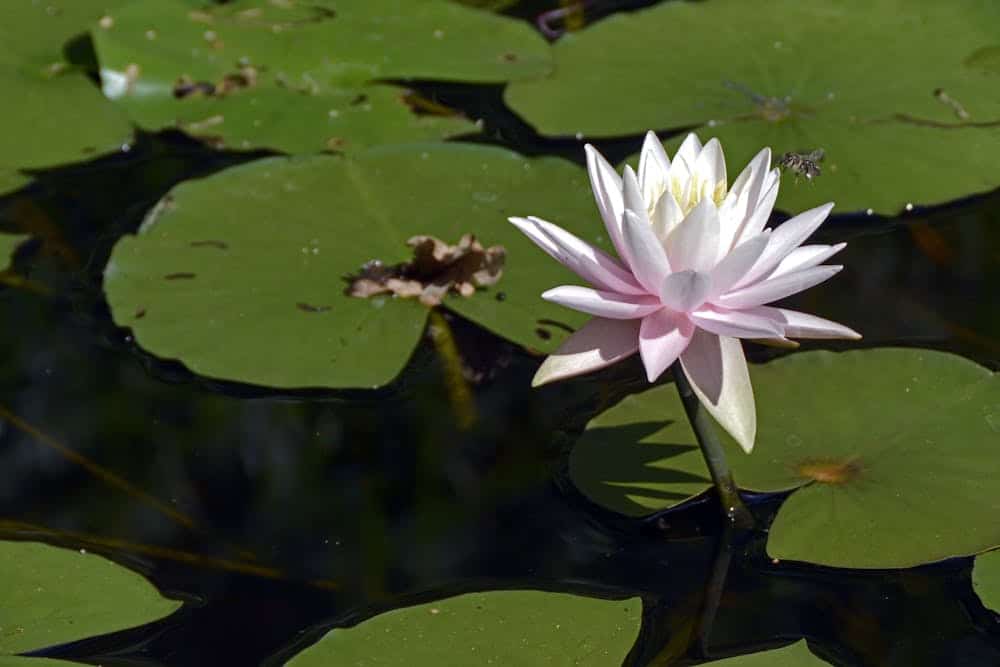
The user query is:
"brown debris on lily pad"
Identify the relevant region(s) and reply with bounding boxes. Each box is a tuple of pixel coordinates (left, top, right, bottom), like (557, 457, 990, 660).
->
(345, 234, 505, 306)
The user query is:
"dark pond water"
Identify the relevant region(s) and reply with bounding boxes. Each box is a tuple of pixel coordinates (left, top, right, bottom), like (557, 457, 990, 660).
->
(3, 2, 1000, 665)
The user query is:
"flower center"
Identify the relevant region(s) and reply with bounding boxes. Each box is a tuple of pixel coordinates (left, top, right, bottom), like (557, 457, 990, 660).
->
(668, 175, 727, 217)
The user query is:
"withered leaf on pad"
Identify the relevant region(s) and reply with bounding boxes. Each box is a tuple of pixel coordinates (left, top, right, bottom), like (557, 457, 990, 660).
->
(345, 234, 505, 306)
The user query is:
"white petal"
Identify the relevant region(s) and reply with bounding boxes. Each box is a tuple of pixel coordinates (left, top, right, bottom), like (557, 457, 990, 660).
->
(532, 317, 640, 387)
(710, 232, 770, 296)
(622, 166, 649, 225)
(679, 331, 756, 453)
(735, 202, 834, 288)
(751, 306, 861, 339)
(638, 309, 694, 382)
(638, 131, 670, 206)
(584, 144, 628, 264)
(660, 270, 712, 313)
(665, 198, 721, 272)
(542, 285, 662, 319)
(622, 209, 670, 293)
(651, 190, 684, 242)
(716, 265, 843, 309)
(669, 133, 703, 185)
(768, 242, 846, 279)
(719, 147, 770, 250)
(733, 173, 779, 247)
(509, 217, 645, 295)
(690, 307, 784, 338)
(692, 137, 727, 201)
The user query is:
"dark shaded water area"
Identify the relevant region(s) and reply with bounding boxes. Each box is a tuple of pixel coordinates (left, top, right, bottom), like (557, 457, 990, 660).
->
(4, 3, 1000, 664)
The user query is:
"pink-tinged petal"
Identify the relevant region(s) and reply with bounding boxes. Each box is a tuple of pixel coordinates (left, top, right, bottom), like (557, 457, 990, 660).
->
(716, 265, 843, 309)
(660, 270, 712, 313)
(542, 285, 662, 319)
(679, 331, 756, 452)
(732, 173, 779, 247)
(651, 189, 684, 242)
(735, 201, 834, 288)
(622, 166, 650, 224)
(670, 133, 703, 183)
(690, 307, 784, 339)
(692, 137, 727, 200)
(665, 198, 721, 272)
(751, 306, 862, 340)
(532, 317, 640, 387)
(709, 232, 770, 296)
(509, 216, 645, 295)
(638, 309, 694, 382)
(768, 242, 846, 279)
(622, 209, 670, 293)
(638, 131, 670, 205)
(585, 144, 628, 264)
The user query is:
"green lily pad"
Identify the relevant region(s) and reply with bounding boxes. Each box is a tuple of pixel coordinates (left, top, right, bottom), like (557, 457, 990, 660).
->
(0, 1, 135, 196)
(1, 235, 29, 270)
(505, 0, 1000, 215)
(91, 0, 550, 153)
(104, 143, 600, 389)
(0, 540, 180, 657)
(286, 590, 641, 666)
(571, 348, 1000, 568)
(973, 549, 1000, 613)
(713, 641, 828, 666)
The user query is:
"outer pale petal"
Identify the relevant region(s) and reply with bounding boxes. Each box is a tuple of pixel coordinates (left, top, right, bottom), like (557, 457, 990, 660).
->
(735, 202, 835, 288)
(751, 306, 862, 339)
(532, 317, 641, 387)
(768, 242, 846, 280)
(638, 131, 670, 206)
(679, 331, 756, 453)
(709, 232, 770, 296)
(622, 209, 670, 293)
(660, 270, 712, 313)
(690, 307, 784, 338)
(638, 309, 694, 382)
(622, 166, 650, 224)
(585, 144, 629, 264)
(733, 173, 779, 247)
(665, 198, 721, 272)
(509, 216, 645, 295)
(716, 265, 843, 309)
(542, 285, 662, 319)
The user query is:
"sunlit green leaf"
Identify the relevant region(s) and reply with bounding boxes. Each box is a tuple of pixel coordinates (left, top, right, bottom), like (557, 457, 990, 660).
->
(286, 591, 641, 666)
(0, 235, 29, 271)
(506, 0, 1000, 214)
(973, 549, 1000, 613)
(91, 0, 550, 153)
(0, 540, 180, 656)
(104, 143, 601, 389)
(571, 348, 1000, 568)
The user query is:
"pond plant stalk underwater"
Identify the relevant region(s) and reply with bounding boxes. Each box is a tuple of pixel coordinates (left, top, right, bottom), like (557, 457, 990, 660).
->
(2, 0, 1000, 666)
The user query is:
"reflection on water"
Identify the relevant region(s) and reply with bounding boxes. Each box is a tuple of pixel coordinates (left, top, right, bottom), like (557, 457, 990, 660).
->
(3, 64, 1000, 667)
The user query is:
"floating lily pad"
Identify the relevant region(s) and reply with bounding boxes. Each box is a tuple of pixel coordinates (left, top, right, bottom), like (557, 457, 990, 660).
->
(104, 143, 600, 389)
(572, 348, 1000, 568)
(505, 0, 1000, 215)
(91, 0, 550, 153)
(0, 540, 180, 657)
(1, 234, 29, 270)
(0, 1, 135, 196)
(973, 549, 1000, 613)
(713, 641, 828, 666)
(286, 590, 641, 666)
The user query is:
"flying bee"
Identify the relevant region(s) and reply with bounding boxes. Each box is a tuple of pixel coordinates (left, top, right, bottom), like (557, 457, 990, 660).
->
(779, 149, 825, 181)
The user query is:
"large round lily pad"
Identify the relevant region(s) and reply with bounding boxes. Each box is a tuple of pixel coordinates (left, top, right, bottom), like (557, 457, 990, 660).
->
(91, 0, 550, 153)
(973, 549, 1000, 614)
(286, 590, 641, 666)
(0, 235, 29, 271)
(505, 0, 1000, 215)
(571, 348, 1000, 568)
(0, 1, 135, 196)
(104, 143, 600, 389)
(0, 540, 180, 657)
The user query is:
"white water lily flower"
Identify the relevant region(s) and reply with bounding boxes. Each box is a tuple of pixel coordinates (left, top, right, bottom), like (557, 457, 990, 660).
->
(510, 132, 860, 453)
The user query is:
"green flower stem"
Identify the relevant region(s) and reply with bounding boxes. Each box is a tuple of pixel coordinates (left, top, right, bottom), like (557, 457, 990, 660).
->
(671, 362, 754, 530)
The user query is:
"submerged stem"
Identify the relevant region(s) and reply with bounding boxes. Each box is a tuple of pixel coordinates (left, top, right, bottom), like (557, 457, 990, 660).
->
(670, 362, 754, 530)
